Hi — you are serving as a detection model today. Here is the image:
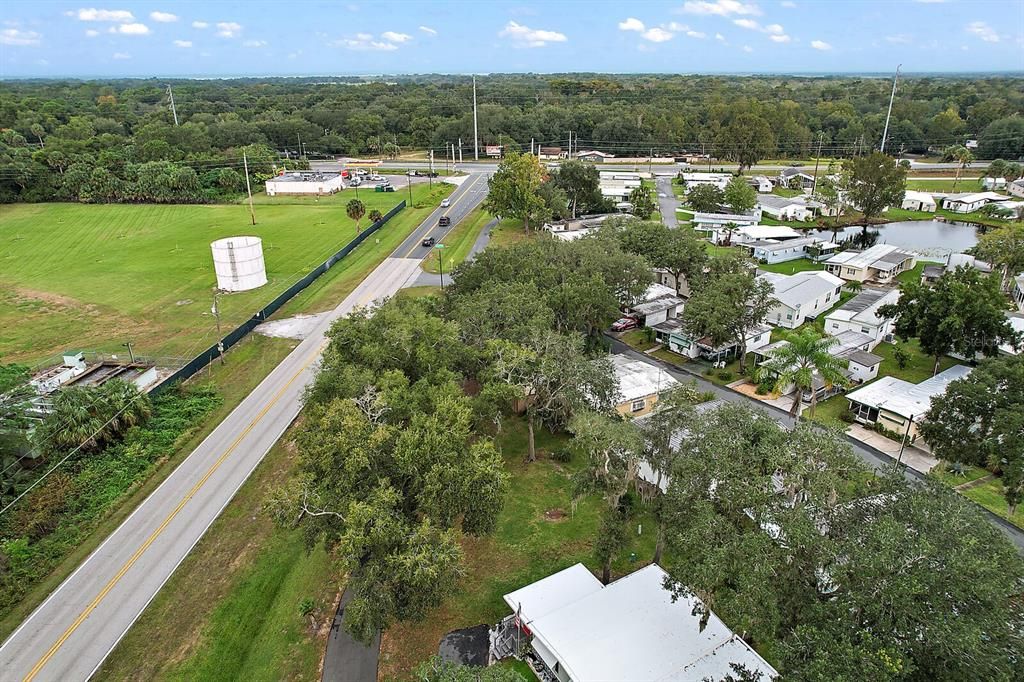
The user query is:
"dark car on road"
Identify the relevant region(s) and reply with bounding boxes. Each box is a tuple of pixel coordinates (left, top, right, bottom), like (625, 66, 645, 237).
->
(611, 316, 639, 332)
(438, 216, 451, 227)
(422, 236, 436, 247)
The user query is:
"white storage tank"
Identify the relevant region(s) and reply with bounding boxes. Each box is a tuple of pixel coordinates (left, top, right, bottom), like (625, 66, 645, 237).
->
(211, 236, 268, 292)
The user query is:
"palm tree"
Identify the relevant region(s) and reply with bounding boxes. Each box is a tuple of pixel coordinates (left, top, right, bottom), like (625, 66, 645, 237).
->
(754, 328, 849, 416)
(368, 209, 384, 224)
(721, 221, 738, 246)
(945, 144, 974, 192)
(346, 198, 366, 234)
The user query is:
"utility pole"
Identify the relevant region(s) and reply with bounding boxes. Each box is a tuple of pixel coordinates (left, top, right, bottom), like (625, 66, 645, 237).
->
(472, 75, 479, 161)
(212, 292, 225, 365)
(880, 64, 902, 154)
(649, 148, 653, 175)
(297, 133, 303, 158)
(452, 142, 456, 171)
(167, 84, 179, 126)
(811, 132, 824, 195)
(458, 137, 463, 163)
(243, 151, 256, 226)
(446, 143, 450, 176)
(407, 172, 413, 206)
(568, 131, 573, 160)
(429, 149, 434, 188)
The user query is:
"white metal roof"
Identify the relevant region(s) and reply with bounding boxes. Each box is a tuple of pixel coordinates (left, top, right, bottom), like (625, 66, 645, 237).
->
(999, 313, 1024, 355)
(845, 365, 973, 420)
(759, 270, 844, 310)
(519, 564, 778, 682)
(942, 191, 1005, 204)
(824, 243, 913, 270)
(609, 354, 680, 404)
(503, 564, 603, 624)
(903, 190, 936, 205)
(737, 224, 801, 240)
(826, 287, 899, 326)
(692, 212, 760, 225)
(756, 194, 807, 210)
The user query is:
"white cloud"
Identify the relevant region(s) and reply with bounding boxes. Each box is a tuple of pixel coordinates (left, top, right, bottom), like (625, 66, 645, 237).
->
(618, 17, 645, 32)
(780, 0, 796, 6)
(885, 33, 912, 44)
(112, 51, 130, 59)
(734, 18, 788, 41)
(733, 18, 759, 29)
(69, 8, 135, 22)
(242, 39, 267, 47)
(173, 39, 192, 48)
(715, 32, 726, 41)
(192, 21, 209, 29)
(115, 23, 150, 35)
(498, 21, 567, 48)
(642, 27, 674, 42)
(85, 29, 99, 37)
(769, 34, 791, 42)
(810, 39, 831, 50)
(0, 28, 41, 46)
(686, 29, 706, 38)
(216, 21, 242, 38)
(764, 23, 784, 34)
(965, 21, 999, 43)
(419, 25, 437, 35)
(150, 11, 178, 22)
(335, 33, 400, 51)
(742, 44, 753, 52)
(381, 31, 412, 43)
(680, 0, 761, 16)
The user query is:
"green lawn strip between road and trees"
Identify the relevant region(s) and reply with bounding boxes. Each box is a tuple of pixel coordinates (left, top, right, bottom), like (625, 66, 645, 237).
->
(0, 334, 298, 640)
(96, 425, 338, 682)
(421, 207, 494, 274)
(378, 417, 659, 679)
(0, 182, 450, 363)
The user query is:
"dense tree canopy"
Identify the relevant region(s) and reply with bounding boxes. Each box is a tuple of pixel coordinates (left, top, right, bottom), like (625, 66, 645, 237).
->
(2, 74, 1020, 203)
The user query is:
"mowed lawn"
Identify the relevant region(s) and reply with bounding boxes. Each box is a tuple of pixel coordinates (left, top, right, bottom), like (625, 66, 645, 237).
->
(0, 184, 451, 363)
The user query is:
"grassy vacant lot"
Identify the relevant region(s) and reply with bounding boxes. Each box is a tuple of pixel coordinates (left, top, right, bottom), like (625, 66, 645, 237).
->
(378, 417, 659, 678)
(932, 463, 1024, 530)
(97, 424, 338, 682)
(0, 183, 451, 363)
(422, 207, 493, 274)
(488, 218, 533, 249)
(758, 258, 823, 275)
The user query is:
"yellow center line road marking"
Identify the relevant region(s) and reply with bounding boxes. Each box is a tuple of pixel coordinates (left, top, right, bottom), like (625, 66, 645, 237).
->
(23, 343, 324, 682)
(400, 174, 484, 258)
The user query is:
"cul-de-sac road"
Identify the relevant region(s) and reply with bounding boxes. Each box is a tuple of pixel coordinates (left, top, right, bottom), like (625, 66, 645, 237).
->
(0, 173, 490, 682)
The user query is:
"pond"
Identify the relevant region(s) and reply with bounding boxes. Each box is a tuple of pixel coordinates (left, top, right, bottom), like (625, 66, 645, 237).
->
(806, 220, 979, 260)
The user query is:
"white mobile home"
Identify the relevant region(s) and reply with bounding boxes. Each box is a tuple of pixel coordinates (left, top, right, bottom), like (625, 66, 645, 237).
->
(823, 244, 917, 284)
(757, 194, 813, 221)
(901, 190, 937, 212)
(265, 171, 346, 196)
(824, 287, 899, 349)
(759, 271, 845, 329)
(941, 191, 1005, 213)
(846, 365, 972, 441)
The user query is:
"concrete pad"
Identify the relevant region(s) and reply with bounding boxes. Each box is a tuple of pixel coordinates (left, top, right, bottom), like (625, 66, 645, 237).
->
(254, 313, 328, 340)
(845, 423, 938, 474)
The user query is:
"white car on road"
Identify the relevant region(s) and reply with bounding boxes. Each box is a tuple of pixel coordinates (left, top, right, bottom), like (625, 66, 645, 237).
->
(440, 198, 451, 208)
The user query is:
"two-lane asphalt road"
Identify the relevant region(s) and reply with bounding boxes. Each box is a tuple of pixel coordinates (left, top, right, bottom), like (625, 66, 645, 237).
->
(0, 174, 490, 682)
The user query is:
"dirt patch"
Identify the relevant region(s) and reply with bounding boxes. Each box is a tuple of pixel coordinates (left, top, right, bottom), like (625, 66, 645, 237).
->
(176, 299, 193, 306)
(543, 508, 567, 522)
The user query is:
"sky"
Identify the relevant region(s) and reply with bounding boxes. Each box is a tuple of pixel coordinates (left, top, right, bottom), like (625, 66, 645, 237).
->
(1, 0, 1022, 78)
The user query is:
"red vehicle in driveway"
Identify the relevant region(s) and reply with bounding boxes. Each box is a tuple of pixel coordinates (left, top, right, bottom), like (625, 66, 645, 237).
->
(611, 316, 639, 332)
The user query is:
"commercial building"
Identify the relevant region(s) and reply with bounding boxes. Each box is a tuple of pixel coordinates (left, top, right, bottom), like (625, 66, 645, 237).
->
(264, 171, 346, 196)
(823, 244, 917, 284)
(576, 150, 615, 163)
(492, 563, 778, 682)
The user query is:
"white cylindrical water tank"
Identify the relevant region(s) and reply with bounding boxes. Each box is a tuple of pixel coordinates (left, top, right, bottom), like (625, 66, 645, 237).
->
(211, 236, 268, 292)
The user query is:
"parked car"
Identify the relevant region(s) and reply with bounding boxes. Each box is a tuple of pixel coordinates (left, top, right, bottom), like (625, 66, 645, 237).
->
(422, 236, 436, 247)
(611, 317, 638, 332)
(439, 216, 451, 227)
(354, 169, 368, 176)
(348, 178, 361, 187)
(382, 185, 396, 192)
(369, 175, 386, 182)
(440, 198, 451, 208)
(407, 170, 418, 176)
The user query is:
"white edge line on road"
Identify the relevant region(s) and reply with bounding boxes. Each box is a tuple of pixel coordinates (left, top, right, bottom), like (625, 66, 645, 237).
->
(0, 339, 308, 653)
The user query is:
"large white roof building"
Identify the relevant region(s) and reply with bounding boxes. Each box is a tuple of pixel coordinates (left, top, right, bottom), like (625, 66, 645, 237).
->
(502, 563, 778, 682)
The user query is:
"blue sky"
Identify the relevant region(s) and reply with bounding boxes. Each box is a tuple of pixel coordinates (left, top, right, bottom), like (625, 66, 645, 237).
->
(1, 0, 1022, 78)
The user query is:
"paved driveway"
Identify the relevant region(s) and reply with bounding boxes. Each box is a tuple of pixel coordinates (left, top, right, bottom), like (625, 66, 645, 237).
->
(322, 589, 379, 682)
(656, 176, 680, 228)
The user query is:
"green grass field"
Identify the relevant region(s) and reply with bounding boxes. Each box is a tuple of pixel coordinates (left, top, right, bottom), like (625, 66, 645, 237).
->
(421, 207, 493, 274)
(758, 258, 824, 275)
(0, 183, 452, 363)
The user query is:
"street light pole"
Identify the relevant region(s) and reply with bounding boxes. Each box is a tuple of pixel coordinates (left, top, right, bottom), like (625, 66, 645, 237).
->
(880, 64, 902, 154)
(435, 243, 446, 291)
(895, 413, 913, 472)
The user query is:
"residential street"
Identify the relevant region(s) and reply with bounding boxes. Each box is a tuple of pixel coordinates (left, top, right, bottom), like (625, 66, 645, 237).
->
(607, 338, 1024, 552)
(656, 176, 680, 228)
(0, 175, 491, 682)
